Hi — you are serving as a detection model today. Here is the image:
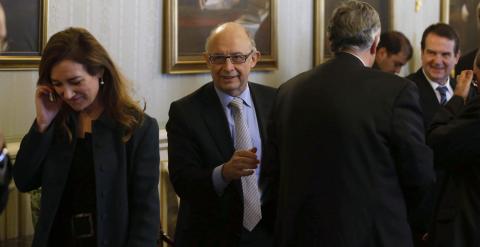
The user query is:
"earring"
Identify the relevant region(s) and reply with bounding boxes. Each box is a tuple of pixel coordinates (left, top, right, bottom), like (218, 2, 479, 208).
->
(100, 79, 104, 85)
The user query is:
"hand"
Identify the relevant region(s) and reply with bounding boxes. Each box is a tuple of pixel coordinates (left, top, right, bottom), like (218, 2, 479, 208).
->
(35, 85, 63, 133)
(454, 70, 473, 101)
(222, 148, 259, 182)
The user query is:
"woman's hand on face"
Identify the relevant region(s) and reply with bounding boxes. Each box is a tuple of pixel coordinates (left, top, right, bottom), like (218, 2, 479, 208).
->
(35, 85, 63, 133)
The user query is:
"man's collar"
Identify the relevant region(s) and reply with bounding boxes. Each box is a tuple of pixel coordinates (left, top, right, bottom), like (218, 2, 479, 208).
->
(214, 84, 253, 108)
(421, 68, 450, 86)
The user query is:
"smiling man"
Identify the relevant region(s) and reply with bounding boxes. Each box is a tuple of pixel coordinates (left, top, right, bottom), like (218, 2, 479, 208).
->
(166, 22, 276, 247)
(405, 23, 478, 247)
(407, 23, 462, 130)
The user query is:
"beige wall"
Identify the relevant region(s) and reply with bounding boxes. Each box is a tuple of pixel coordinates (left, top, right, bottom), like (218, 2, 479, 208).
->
(0, 0, 441, 142)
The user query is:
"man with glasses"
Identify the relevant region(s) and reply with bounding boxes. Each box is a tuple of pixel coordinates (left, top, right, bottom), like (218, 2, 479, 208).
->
(167, 22, 275, 247)
(261, 1, 434, 246)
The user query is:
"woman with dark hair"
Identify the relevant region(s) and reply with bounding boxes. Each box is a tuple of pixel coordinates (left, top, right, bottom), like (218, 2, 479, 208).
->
(13, 27, 160, 247)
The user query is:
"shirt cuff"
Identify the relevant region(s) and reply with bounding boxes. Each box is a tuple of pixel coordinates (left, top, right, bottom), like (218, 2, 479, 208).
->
(212, 164, 229, 196)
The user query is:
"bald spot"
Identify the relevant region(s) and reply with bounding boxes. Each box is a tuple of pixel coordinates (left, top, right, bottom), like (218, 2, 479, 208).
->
(205, 22, 253, 53)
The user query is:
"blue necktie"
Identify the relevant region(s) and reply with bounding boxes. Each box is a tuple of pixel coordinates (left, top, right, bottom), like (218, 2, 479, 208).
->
(436, 86, 448, 105)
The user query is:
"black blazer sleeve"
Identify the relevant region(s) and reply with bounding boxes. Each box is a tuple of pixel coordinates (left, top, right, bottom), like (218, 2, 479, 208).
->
(13, 122, 55, 192)
(427, 96, 480, 169)
(390, 81, 435, 213)
(126, 116, 161, 246)
(166, 101, 219, 202)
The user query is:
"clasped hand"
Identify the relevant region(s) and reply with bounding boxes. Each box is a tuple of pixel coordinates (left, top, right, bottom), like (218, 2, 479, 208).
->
(454, 70, 475, 101)
(222, 148, 259, 182)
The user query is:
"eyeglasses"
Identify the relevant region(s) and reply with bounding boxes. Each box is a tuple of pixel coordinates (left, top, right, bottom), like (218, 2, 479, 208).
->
(208, 50, 254, 64)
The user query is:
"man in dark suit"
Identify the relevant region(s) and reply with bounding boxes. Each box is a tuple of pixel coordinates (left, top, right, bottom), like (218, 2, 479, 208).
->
(167, 22, 276, 247)
(261, 1, 434, 246)
(406, 23, 461, 130)
(406, 24, 477, 245)
(427, 52, 480, 247)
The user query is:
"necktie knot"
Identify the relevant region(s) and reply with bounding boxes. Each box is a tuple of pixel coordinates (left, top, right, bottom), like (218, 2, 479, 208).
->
(436, 86, 448, 105)
(229, 97, 244, 111)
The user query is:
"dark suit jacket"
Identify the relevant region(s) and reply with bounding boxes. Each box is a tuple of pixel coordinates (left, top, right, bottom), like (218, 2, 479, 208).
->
(427, 95, 480, 247)
(13, 113, 160, 247)
(262, 52, 435, 247)
(406, 68, 476, 241)
(406, 69, 457, 131)
(166, 82, 276, 247)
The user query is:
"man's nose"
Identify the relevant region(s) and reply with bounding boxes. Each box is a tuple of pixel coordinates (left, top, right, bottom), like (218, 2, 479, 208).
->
(222, 58, 235, 71)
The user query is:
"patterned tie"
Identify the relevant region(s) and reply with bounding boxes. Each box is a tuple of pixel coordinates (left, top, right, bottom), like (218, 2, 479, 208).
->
(437, 86, 448, 105)
(229, 97, 262, 231)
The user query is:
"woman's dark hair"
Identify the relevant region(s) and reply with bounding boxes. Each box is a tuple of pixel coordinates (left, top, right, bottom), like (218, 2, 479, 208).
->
(38, 27, 144, 142)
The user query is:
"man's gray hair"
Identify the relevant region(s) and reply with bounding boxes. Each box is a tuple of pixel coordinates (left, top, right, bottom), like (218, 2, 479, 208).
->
(327, 0, 381, 53)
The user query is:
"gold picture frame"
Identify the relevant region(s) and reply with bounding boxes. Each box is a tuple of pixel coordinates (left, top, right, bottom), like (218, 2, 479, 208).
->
(440, 0, 479, 54)
(314, 0, 394, 66)
(0, 0, 48, 70)
(163, 0, 277, 74)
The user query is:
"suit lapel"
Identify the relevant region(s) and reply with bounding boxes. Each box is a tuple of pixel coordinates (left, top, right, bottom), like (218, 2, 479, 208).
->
(416, 69, 440, 109)
(200, 83, 235, 162)
(249, 83, 268, 145)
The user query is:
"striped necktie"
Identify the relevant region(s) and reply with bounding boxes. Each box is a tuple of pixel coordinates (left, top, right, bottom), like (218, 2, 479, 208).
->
(229, 97, 262, 231)
(436, 86, 448, 105)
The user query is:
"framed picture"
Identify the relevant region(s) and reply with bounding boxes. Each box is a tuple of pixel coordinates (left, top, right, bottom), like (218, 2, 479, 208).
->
(440, 0, 480, 54)
(163, 0, 277, 74)
(0, 0, 48, 70)
(314, 0, 393, 65)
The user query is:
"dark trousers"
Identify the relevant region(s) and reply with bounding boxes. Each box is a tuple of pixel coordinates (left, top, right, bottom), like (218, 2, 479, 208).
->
(240, 220, 272, 247)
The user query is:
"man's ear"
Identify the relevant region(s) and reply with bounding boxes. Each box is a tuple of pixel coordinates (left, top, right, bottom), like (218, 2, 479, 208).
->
(370, 34, 380, 55)
(250, 51, 261, 68)
(377, 47, 388, 60)
(203, 52, 212, 68)
(454, 50, 461, 64)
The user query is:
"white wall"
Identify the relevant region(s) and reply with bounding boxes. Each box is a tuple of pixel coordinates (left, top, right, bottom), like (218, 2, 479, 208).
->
(0, 0, 441, 141)
(393, 0, 441, 75)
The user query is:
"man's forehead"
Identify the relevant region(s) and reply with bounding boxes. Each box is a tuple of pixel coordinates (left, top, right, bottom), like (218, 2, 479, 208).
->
(207, 38, 252, 53)
(425, 34, 456, 49)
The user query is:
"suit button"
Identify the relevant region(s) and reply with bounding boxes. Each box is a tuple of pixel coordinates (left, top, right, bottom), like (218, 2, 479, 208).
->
(102, 239, 108, 245)
(101, 191, 105, 198)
